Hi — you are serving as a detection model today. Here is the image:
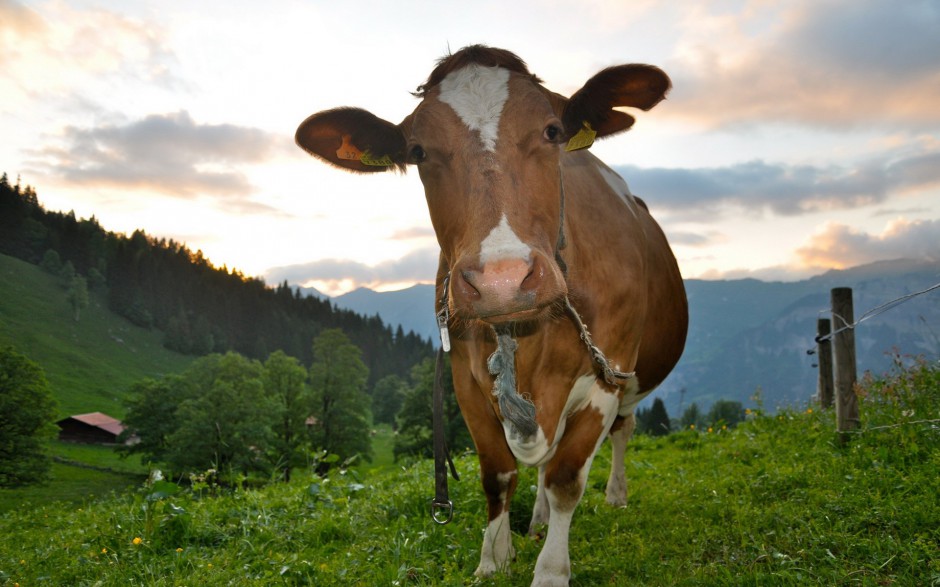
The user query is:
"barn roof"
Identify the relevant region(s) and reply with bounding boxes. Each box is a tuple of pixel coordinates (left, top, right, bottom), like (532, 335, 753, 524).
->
(58, 412, 126, 437)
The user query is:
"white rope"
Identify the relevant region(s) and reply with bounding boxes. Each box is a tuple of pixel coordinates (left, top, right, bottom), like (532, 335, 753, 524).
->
(813, 281, 940, 346)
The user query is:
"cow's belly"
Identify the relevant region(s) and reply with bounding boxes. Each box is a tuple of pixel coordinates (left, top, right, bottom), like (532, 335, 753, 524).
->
(504, 375, 618, 467)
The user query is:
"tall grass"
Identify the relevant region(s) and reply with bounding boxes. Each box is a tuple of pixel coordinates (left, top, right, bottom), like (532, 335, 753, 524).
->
(1, 358, 937, 586)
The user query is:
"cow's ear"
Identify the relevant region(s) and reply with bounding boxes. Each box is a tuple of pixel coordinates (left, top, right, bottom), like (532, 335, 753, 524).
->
(562, 65, 671, 141)
(295, 107, 406, 173)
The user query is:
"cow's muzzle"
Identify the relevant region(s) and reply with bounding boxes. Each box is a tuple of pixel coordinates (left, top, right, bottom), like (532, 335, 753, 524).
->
(451, 251, 564, 323)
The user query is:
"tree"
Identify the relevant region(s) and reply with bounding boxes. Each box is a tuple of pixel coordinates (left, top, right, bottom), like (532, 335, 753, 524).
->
(706, 400, 746, 429)
(680, 402, 704, 431)
(119, 375, 189, 464)
(394, 355, 471, 461)
(371, 374, 406, 428)
(39, 249, 62, 274)
(308, 329, 372, 468)
(164, 352, 276, 478)
(0, 346, 58, 487)
(67, 275, 89, 321)
(123, 352, 278, 480)
(639, 397, 671, 436)
(263, 350, 310, 482)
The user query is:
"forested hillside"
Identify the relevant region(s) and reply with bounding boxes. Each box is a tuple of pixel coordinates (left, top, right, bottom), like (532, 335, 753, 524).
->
(0, 174, 433, 385)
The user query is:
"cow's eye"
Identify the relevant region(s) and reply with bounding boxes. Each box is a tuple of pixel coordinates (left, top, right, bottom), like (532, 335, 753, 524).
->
(543, 124, 562, 143)
(409, 144, 427, 164)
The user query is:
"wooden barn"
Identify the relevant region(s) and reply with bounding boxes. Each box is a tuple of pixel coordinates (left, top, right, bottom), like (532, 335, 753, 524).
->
(56, 412, 127, 445)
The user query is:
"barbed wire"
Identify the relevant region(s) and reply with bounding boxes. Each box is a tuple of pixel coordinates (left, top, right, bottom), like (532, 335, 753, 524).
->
(808, 281, 940, 352)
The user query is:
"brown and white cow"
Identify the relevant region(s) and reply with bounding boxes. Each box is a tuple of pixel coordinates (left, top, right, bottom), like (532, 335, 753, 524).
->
(296, 45, 688, 587)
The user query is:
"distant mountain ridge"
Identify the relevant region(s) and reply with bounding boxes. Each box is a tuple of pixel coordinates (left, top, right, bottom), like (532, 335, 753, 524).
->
(322, 258, 940, 413)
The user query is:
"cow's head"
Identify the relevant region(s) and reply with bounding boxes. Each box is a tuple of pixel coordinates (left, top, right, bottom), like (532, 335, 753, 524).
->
(296, 45, 669, 324)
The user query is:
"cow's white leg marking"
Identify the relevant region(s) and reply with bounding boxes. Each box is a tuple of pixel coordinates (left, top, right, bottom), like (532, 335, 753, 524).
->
(533, 505, 575, 587)
(475, 471, 516, 577)
(438, 64, 510, 152)
(480, 214, 531, 265)
(532, 383, 621, 586)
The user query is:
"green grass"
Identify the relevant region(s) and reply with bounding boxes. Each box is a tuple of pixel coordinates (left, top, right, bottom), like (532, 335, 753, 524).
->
(0, 253, 192, 418)
(0, 442, 149, 513)
(1, 359, 937, 586)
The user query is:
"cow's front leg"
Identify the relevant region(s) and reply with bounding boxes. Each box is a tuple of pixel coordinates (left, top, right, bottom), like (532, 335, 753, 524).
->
(475, 464, 518, 577)
(533, 389, 619, 587)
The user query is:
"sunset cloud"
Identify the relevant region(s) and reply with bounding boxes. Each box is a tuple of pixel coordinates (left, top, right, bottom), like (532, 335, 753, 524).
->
(795, 218, 940, 269)
(666, 0, 940, 130)
(30, 111, 280, 199)
(265, 247, 440, 295)
(0, 1, 178, 102)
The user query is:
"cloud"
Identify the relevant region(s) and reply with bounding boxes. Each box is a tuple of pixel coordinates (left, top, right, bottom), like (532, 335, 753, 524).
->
(265, 247, 440, 292)
(795, 218, 940, 268)
(617, 150, 940, 220)
(667, 230, 727, 247)
(390, 226, 437, 241)
(666, 0, 940, 129)
(1, 1, 179, 92)
(30, 110, 281, 199)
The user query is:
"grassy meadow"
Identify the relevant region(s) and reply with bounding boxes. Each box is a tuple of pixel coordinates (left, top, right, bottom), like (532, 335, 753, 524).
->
(1, 360, 937, 586)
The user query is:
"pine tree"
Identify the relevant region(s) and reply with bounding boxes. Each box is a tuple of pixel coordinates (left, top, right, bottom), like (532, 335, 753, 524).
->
(647, 397, 671, 436)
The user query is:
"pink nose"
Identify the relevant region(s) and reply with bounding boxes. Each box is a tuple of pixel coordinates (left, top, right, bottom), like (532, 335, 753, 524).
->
(452, 254, 549, 320)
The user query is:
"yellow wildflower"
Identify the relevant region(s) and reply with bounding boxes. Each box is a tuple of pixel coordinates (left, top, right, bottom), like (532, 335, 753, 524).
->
(102, 547, 108, 554)
(176, 547, 184, 553)
(133, 537, 143, 545)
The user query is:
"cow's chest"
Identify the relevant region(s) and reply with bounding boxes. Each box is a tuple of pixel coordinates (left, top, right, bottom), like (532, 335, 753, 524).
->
(500, 374, 619, 467)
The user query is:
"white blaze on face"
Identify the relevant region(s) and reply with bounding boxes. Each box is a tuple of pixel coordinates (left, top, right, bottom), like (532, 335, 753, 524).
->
(438, 64, 510, 152)
(479, 214, 531, 265)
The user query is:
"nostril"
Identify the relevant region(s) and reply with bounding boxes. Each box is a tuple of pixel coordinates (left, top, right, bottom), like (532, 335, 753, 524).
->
(457, 270, 482, 301)
(520, 258, 543, 292)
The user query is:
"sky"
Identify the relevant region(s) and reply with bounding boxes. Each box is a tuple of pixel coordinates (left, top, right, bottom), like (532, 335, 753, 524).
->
(2, 0, 939, 296)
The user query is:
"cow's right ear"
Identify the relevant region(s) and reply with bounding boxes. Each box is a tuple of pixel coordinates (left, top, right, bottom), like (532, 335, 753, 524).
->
(295, 107, 406, 173)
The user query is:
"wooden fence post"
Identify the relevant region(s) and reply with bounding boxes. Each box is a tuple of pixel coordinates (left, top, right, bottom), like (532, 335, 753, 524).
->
(831, 287, 859, 441)
(816, 318, 834, 409)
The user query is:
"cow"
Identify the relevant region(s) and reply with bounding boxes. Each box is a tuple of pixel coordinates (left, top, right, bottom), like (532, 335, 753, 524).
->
(295, 45, 688, 587)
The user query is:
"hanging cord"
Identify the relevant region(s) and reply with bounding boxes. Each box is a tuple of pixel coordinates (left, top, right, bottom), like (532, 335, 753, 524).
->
(563, 297, 636, 386)
(430, 276, 459, 525)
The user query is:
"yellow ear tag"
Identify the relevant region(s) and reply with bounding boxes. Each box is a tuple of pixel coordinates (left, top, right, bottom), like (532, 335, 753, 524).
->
(336, 135, 364, 161)
(360, 151, 395, 167)
(565, 122, 596, 152)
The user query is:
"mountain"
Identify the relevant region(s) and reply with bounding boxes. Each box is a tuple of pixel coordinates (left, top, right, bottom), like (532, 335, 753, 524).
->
(332, 285, 438, 344)
(323, 259, 940, 413)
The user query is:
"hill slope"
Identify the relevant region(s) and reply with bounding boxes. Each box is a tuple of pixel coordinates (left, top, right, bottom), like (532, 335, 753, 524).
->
(0, 253, 192, 417)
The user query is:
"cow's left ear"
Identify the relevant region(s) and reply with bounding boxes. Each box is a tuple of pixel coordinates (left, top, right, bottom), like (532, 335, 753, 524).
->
(296, 107, 406, 173)
(562, 65, 671, 140)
